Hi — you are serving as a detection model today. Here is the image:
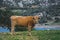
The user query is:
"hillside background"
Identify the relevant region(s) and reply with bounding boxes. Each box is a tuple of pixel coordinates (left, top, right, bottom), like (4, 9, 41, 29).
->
(0, 0, 60, 28)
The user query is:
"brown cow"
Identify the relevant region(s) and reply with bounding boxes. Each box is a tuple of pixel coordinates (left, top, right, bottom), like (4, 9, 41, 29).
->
(10, 16, 40, 35)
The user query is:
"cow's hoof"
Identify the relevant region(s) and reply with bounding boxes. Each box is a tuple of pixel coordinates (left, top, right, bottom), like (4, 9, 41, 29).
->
(10, 33, 16, 35)
(10, 33, 13, 35)
(27, 34, 31, 36)
(28, 35, 31, 36)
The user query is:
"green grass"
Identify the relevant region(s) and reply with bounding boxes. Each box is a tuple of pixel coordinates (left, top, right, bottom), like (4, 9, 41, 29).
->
(0, 30, 60, 40)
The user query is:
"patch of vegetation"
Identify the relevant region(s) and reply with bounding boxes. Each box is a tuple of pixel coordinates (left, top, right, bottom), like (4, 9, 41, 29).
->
(0, 30, 60, 40)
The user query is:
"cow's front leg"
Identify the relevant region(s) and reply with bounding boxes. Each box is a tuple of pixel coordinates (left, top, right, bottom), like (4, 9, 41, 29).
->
(11, 21, 16, 35)
(28, 26, 32, 36)
(11, 25, 15, 35)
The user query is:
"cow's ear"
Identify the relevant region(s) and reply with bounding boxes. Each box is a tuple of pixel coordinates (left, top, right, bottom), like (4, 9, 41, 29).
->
(32, 17, 35, 20)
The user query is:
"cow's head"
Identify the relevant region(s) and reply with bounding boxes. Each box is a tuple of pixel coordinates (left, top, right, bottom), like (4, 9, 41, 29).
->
(33, 16, 40, 24)
(33, 13, 43, 24)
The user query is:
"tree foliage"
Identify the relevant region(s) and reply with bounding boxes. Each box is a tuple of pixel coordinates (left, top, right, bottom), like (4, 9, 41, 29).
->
(0, 0, 60, 27)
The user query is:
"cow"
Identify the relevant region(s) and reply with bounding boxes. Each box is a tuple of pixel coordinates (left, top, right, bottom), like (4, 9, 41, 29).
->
(10, 15, 40, 35)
